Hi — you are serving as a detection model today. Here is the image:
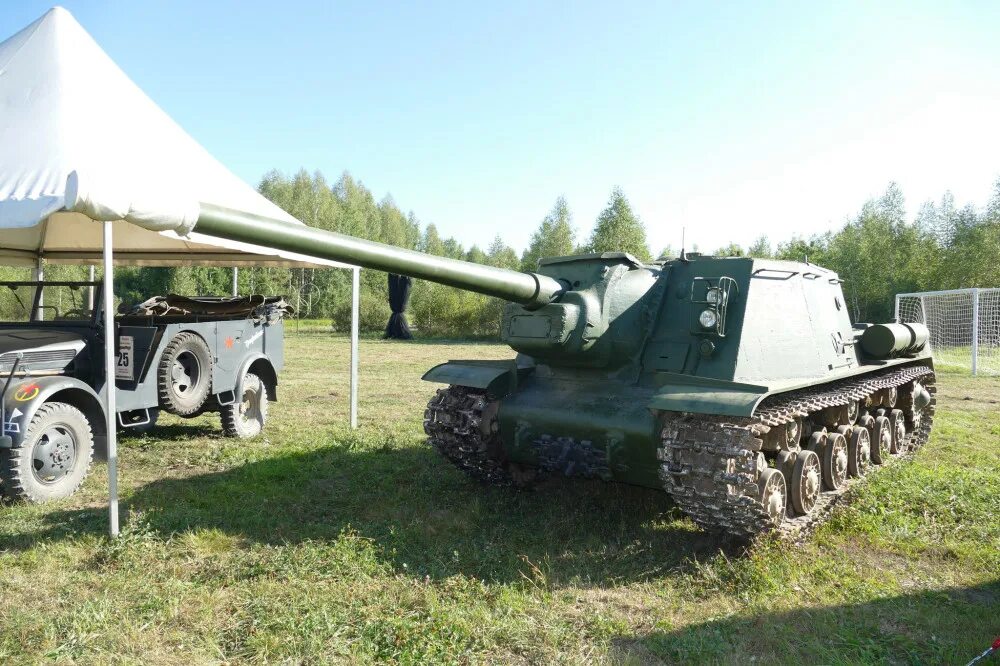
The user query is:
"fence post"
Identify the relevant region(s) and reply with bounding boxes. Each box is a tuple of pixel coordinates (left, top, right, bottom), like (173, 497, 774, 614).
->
(971, 288, 980, 376)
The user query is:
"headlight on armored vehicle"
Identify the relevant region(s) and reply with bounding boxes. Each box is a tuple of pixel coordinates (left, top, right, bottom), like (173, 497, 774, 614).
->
(699, 309, 719, 329)
(706, 287, 725, 306)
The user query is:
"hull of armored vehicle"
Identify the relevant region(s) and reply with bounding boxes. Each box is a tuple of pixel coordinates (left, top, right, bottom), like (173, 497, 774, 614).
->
(163, 203, 935, 539)
(423, 254, 935, 539)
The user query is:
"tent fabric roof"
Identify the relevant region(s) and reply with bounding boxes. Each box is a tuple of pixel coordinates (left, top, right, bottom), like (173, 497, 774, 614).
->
(0, 7, 352, 269)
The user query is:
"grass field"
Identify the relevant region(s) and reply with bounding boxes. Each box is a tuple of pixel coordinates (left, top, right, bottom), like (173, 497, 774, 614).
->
(1, 333, 998, 664)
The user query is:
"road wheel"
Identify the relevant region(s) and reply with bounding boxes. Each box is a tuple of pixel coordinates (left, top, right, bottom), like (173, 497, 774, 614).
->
(870, 415, 892, 464)
(791, 449, 821, 515)
(822, 432, 849, 490)
(220, 372, 269, 438)
(158, 332, 213, 416)
(0, 402, 94, 503)
(889, 409, 907, 454)
(757, 468, 787, 528)
(847, 426, 871, 477)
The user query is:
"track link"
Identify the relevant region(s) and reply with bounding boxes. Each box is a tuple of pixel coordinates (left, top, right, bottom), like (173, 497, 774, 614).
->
(659, 364, 936, 540)
(423, 386, 515, 486)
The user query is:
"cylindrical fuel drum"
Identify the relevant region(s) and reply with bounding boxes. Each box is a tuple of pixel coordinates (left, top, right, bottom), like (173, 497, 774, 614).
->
(860, 323, 930, 358)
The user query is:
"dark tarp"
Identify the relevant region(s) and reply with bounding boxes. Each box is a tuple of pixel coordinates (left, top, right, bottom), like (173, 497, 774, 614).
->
(122, 294, 294, 322)
(384, 273, 413, 339)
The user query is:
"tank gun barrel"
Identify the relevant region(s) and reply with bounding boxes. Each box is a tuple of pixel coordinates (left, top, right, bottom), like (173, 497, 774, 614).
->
(195, 203, 564, 308)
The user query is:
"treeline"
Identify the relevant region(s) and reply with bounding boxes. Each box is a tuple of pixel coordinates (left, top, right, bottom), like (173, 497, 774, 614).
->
(3, 171, 997, 334)
(712, 182, 1000, 321)
(251, 171, 1000, 328)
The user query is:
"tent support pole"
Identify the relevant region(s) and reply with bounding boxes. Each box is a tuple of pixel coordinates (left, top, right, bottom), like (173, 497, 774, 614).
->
(350, 266, 359, 429)
(232, 267, 239, 297)
(35, 257, 43, 320)
(88, 265, 95, 310)
(102, 221, 119, 537)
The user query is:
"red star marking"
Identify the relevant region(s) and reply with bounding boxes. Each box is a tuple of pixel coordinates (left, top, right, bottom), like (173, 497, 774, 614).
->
(224, 337, 234, 349)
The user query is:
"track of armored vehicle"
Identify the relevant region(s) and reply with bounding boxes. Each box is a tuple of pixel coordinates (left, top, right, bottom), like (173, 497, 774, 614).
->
(425, 364, 935, 540)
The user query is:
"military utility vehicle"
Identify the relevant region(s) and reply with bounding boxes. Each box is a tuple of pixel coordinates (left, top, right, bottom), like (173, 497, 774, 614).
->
(124, 203, 938, 538)
(0, 281, 288, 503)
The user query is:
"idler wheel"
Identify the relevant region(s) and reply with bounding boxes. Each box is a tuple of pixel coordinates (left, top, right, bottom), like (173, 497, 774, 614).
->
(847, 427, 871, 477)
(757, 468, 787, 527)
(822, 432, 849, 490)
(791, 449, 821, 515)
(902, 379, 932, 430)
(889, 409, 907, 454)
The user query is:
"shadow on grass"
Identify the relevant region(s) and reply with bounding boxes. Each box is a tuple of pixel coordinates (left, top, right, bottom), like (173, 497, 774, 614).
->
(118, 421, 219, 440)
(613, 580, 1000, 664)
(4, 441, 736, 586)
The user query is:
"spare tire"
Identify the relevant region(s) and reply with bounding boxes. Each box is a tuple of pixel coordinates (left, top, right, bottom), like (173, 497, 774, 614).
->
(157, 331, 213, 415)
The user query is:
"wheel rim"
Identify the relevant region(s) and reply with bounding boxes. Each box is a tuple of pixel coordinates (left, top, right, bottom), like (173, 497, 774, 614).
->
(792, 450, 821, 514)
(888, 410, 907, 454)
(171, 351, 201, 397)
(892, 419, 907, 454)
(240, 384, 261, 426)
(31, 424, 78, 484)
(872, 417, 891, 464)
(758, 468, 787, 527)
(824, 433, 848, 489)
(849, 427, 871, 477)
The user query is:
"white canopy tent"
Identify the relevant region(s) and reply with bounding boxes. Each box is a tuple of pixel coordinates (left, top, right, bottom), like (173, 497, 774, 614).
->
(0, 8, 362, 535)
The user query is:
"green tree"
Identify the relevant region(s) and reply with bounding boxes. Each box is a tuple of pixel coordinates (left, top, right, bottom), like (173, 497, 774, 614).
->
(487, 235, 519, 270)
(520, 196, 576, 271)
(747, 235, 772, 258)
(420, 224, 445, 256)
(465, 245, 487, 264)
(986, 177, 1000, 221)
(714, 242, 744, 257)
(585, 187, 652, 261)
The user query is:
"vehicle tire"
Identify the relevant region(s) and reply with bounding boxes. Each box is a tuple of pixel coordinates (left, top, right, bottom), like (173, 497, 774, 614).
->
(220, 372, 269, 438)
(0, 402, 94, 503)
(157, 332, 213, 416)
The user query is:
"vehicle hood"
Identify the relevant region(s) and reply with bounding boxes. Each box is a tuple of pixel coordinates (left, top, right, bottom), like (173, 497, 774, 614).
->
(0, 328, 89, 357)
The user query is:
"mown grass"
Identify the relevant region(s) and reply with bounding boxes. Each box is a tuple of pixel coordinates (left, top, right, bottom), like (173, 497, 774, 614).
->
(0, 335, 997, 664)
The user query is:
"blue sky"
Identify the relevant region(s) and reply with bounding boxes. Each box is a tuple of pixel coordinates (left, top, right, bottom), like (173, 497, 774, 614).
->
(4, 1, 999, 255)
